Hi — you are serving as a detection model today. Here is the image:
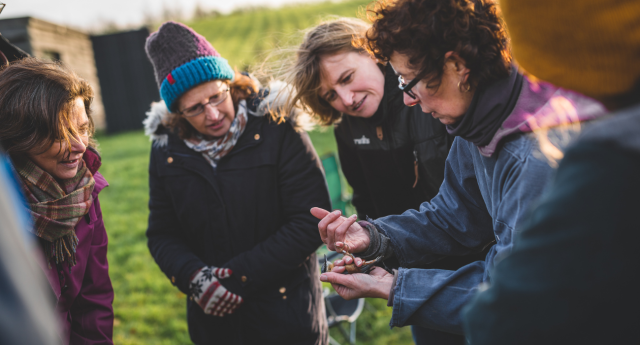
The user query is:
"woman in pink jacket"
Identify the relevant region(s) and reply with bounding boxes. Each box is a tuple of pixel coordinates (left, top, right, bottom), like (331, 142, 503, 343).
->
(0, 58, 114, 344)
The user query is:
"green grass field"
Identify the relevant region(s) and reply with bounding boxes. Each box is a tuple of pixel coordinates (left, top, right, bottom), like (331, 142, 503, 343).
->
(98, 0, 414, 343)
(189, 0, 372, 69)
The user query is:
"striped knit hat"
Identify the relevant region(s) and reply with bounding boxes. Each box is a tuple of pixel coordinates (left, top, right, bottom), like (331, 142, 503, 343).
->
(145, 21, 234, 111)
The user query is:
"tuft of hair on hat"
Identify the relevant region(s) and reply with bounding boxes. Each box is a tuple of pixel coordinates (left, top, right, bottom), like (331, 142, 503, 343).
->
(145, 21, 235, 111)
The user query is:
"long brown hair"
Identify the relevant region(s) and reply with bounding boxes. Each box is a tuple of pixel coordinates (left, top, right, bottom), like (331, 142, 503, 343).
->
(165, 71, 259, 139)
(0, 57, 96, 157)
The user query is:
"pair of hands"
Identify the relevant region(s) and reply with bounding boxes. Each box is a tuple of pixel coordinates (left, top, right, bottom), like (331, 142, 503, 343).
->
(311, 207, 395, 301)
(189, 267, 243, 317)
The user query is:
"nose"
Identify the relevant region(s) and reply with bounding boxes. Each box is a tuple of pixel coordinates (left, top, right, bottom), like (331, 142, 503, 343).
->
(335, 88, 354, 108)
(69, 135, 87, 154)
(204, 104, 222, 121)
(403, 92, 420, 107)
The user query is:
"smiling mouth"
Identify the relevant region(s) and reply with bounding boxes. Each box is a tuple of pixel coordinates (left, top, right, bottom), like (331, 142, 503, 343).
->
(207, 118, 224, 128)
(352, 96, 366, 112)
(60, 158, 81, 166)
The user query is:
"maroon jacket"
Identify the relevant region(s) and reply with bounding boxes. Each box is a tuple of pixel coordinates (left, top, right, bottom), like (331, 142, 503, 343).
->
(37, 148, 114, 344)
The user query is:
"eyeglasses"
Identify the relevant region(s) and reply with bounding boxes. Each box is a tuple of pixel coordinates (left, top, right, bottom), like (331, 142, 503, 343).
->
(179, 88, 229, 118)
(0, 3, 6, 15)
(398, 69, 429, 100)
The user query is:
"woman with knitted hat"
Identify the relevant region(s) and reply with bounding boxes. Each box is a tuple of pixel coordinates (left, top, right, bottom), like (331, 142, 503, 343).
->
(312, 0, 610, 337)
(0, 58, 114, 344)
(463, 0, 640, 344)
(144, 21, 330, 344)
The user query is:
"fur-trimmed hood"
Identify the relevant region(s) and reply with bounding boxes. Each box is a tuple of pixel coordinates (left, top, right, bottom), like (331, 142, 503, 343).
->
(143, 80, 313, 147)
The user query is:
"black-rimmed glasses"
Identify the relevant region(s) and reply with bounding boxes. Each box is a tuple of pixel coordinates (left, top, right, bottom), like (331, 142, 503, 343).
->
(398, 75, 419, 99)
(398, 69, 429, 100)
(179, 89, 229, 118)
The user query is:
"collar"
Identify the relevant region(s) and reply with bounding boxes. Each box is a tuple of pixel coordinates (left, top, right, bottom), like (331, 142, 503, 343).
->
(477, 76, 608, 157)
(446, 66, 524, 147)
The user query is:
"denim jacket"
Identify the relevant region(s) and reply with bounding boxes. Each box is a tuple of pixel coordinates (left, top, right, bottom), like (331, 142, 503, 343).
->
(373, 77, 607, 334)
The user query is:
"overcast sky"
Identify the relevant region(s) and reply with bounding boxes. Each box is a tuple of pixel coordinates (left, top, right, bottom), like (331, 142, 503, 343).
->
(3, 0, 322, 30)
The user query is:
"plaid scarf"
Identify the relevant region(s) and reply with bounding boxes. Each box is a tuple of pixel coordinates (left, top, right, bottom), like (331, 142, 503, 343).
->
(184, 100, 248, 168)
(15, 157, 95, 267)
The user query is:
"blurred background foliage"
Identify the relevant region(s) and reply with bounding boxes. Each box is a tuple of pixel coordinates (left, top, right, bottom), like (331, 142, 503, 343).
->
(98, 0, 414, 343)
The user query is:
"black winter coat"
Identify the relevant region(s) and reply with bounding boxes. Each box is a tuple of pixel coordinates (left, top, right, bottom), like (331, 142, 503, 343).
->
(146, 98, 331, 344)
(335, 65, 490, 272)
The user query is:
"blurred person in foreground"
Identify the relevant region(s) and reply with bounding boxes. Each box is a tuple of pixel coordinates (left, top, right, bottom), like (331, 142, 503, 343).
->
(0, 149, 60, 345)
(0, 58, 114, 344)
(311, 0, 609, 336)
(144, 22, 330, 344)
(283, 17, 489, 344)
(462, 0, 640, 344)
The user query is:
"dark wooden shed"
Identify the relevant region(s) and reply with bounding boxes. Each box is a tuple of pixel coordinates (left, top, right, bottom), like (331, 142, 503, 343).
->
(0, 17, 107, 130)
(91, 28, 159, 134)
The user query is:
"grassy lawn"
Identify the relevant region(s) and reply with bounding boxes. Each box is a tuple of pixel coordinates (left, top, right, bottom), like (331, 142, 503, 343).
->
(188, 0, 373, 69)
(97, 128, 413, 344)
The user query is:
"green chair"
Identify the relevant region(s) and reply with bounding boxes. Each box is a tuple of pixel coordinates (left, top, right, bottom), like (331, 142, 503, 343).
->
(321, 153, 351, 214)
(319, 153, 361, 345)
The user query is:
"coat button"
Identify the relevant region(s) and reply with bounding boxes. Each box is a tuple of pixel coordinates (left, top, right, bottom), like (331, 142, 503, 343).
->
(241, 276, 248, 283)
(167, 157, 174, 164)
(279, 287, 286, 294)
(171, 276, 175, 283)
(254, 134, 260, 140)
(282, 295, 287, 300)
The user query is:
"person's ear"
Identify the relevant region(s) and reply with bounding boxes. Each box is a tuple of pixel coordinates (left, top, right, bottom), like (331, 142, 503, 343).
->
(444, 51, 471, 82)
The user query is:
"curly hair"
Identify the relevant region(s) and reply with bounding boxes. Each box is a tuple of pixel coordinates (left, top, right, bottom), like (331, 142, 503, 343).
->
(360, 0, 511, 89)
(166, 70, 259, 140)
(0, 57, 96, 157)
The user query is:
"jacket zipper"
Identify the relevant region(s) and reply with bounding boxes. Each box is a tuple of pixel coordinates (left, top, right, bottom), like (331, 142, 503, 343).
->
(413, 150, 419, 188)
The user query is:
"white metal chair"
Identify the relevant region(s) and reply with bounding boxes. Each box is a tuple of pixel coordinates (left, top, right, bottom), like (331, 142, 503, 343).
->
(319, 252, 365, 345)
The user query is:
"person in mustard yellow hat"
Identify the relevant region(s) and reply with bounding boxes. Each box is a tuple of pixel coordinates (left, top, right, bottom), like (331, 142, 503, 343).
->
(463, 0, 640, 344)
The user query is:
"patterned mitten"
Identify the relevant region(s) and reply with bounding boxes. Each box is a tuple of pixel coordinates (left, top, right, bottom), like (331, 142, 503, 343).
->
(189, 266, 243, 316)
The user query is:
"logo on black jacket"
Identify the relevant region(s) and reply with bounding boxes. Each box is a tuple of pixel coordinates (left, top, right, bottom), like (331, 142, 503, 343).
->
(353, 135, 370, 145)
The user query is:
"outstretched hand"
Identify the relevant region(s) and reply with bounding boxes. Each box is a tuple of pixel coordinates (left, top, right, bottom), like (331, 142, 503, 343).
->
(320, 266, 394, 300)
(310, 207, 370, 253)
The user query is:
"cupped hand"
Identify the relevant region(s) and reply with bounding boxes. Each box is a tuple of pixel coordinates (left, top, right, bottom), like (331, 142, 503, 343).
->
(319, 267, 394, 300)
(310, 207, 370, 252)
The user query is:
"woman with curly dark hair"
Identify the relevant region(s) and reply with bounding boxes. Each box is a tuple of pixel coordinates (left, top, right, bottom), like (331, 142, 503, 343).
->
(313, 0, 609, 338)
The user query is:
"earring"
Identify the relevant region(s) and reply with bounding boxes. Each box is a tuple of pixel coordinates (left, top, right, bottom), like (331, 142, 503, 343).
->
(458, 81, 471, 92)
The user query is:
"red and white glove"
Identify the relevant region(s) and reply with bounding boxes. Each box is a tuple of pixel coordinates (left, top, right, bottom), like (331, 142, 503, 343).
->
(189, 266, 243, 316)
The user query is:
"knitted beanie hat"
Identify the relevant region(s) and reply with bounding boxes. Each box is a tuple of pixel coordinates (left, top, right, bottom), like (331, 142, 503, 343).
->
(145, 21, 235, 111)
(500, 0, 640, 100)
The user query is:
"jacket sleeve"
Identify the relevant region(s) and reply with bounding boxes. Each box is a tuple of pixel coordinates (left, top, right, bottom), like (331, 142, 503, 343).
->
(146, 148, 207, 294)
(380, 138, 556, 333)
(335, 126, 376, 219)
(373, 138, 495, 267)
(69, 196, 114, 344)
(463, 143, 640, 345)
(223, 125, 331, 294)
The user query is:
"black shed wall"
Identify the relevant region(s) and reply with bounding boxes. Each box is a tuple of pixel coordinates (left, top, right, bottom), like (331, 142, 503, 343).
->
(91, 28, 159, 133)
